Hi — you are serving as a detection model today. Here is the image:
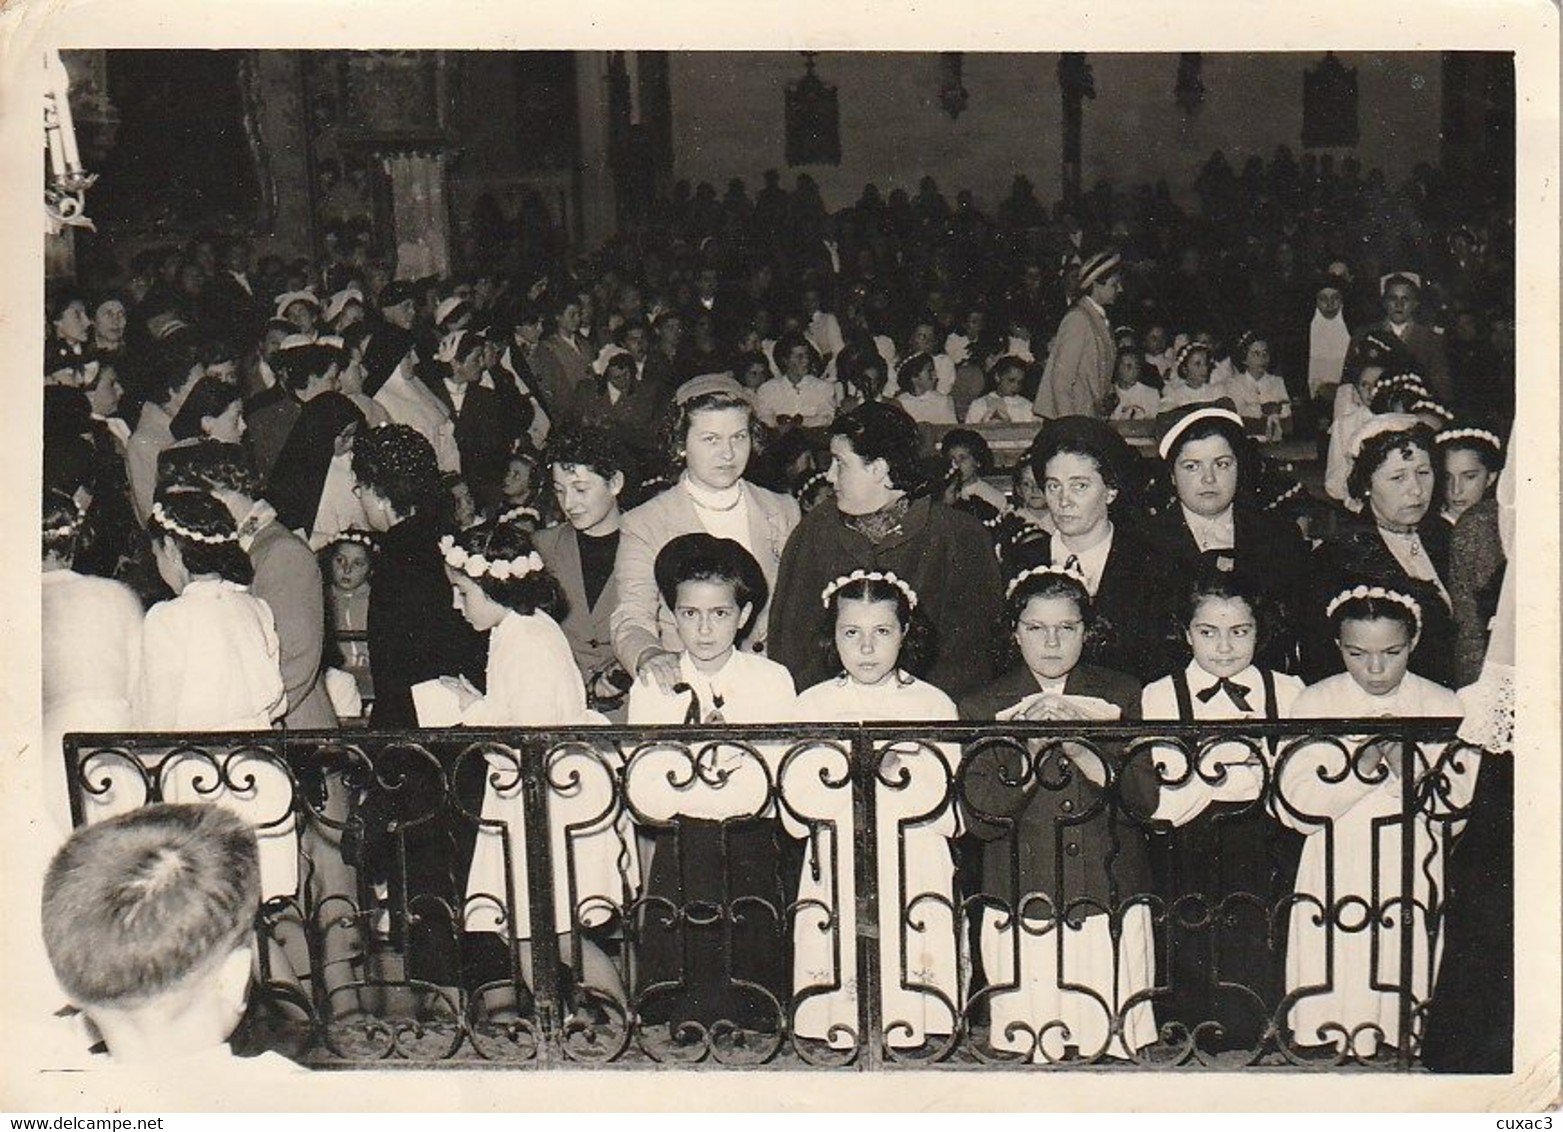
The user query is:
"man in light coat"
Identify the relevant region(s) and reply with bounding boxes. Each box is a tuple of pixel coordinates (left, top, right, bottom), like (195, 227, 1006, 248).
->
(1033, 251, 1121, 420)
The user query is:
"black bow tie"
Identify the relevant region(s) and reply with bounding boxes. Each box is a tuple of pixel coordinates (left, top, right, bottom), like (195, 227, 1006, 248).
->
(1196, 677, 1253, 712)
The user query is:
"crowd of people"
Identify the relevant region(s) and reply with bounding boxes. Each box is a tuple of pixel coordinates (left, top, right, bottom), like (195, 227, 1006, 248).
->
(38, 150, 1515, 1070)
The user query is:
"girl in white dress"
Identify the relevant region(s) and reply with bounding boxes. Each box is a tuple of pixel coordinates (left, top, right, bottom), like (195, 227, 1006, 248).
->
(41, 490, 143, 842)
(1280, 585, 1472, 1058)
(1225, 332, 1292, 438)
(139, 491, 291, 898)
(441, 523, 632, 1005)
(792, 572, 961, 1052)
(625, 534, 798, 1037)
(1141, 568, 1307, 1056)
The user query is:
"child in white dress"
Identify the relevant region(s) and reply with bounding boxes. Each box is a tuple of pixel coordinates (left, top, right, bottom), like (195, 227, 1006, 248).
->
(441, 523, 632, 1006)
(792, 571, 961, 1052)
(1226, 333, 1292, 439)
(1159, 341, 1230, 413)
(626, 534, 798, 1038)
(964, 356, 1038, 424)
(1280, 585, 1473, 1058)
(1141, 568, 1306, 1056)
(139, 491, 292, 899)
(1106, 349, 1161, 421)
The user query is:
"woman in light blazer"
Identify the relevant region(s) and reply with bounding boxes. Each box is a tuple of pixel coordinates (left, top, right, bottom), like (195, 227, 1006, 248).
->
(609, 375, 800, 694)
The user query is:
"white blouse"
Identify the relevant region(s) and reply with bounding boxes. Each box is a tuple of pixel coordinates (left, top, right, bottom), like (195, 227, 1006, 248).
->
(137, 579, 286, 731)
(461, 609, 590, 726)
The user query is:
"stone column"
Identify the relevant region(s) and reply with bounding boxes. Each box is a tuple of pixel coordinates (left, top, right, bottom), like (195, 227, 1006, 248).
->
(574, 50, 616, 250)
(379, 149, 454, 279)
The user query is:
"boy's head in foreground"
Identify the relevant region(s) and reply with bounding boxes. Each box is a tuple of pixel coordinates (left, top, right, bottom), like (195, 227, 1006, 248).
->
(41, 803, 260, 1062)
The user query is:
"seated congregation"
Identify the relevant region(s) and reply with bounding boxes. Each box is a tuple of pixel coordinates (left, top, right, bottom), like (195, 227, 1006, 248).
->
(39, 159, 1514, 1069)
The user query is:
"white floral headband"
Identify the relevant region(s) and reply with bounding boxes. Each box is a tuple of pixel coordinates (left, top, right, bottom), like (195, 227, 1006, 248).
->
(439, 533, 544, 583)
(1325, 584, 1422, 635)
(330, 529, 376, 552)
(1174, 340, 1210, 370)
(1004, 561, 1087, 600)
(150, 501, 239, 545)
(1436, 426, 1501, 450)
(820, 569, 918, 610)
(1410, 398, 1453, 423)
(496, 504, 542, 527)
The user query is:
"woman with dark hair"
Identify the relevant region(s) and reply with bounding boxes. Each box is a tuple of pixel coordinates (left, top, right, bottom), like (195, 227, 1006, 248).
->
(610, 375, 800, 697)
(47, 291, 92, 373)
(767, 400, 1003, 698)
(939, 427, 1009, 514)
(1011, 416, 1173, 683)
(1144, 401, 1311, 671)
(754, 329, 835, 429)
(168, 375, 246, 444)
(1304, 416, 1456, 685)
(349, 423, 486, 727)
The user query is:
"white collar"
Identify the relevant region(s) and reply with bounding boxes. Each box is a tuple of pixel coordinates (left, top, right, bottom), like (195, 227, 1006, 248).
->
(1049, 523, 1114, 594)
(682, 473, 745, 512)
(1179, 503, 1236, 550)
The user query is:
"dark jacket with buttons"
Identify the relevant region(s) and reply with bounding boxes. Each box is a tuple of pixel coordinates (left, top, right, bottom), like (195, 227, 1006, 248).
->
(957, 663, 1155, 922)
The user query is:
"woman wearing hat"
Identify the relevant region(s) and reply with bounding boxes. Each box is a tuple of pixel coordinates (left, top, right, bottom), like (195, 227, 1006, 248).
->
(1010, 416, 1173, 683)
(1145, 401, 1311, 672)
(1303, 415, 1456, 685)
(610, 376, 800, 697)
(1033, 251, 1122, 420)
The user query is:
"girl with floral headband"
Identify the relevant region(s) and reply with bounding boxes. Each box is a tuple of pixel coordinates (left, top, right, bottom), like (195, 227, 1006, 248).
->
(1435, 426, 1504, 527)
(138, 490, 298, 913)
(792, 571, 962, 1053)
(442, 522, 634, 1017)
(1278, 585, 1473, 1059)
(138, 490, 285, 732)
(957, 565, 1159, 1062)
(320, 529, 376, 715)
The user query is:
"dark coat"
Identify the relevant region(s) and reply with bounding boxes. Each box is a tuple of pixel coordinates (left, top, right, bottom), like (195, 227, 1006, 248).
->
(1142, 504, 1312, 673)
(1009, 519, 1179, 684)
(1304, 514, 1456, 686)
(426, 378, 519, 510)
(1349, 320, 1452, 402)
(767, 496, 1005, 698)
(956, 663, 1154, 919)
(367, 510, 488, 727)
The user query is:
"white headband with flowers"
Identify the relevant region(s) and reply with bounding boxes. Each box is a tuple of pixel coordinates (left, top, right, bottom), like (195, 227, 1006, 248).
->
(150, 501, 239, 545)
(1004, 561, 1087, 600)
(820, 569, 918, 610)
(1436, 426, 1502, 450)
(1410, 398, 1454, 423)
(439, 533, 543, 582)
(1326, 584, 1423, 635)
(496, 504, 542, 527)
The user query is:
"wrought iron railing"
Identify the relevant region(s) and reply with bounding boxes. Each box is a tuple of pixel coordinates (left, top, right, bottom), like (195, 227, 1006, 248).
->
(62, 719, 1478, 1070)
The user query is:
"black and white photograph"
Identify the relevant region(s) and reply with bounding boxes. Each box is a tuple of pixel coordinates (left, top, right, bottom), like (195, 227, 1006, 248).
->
(2, 0, 1558, 1115)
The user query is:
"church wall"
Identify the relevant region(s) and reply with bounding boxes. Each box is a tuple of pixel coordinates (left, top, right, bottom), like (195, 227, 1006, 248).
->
(667, 51, 1444, 213)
